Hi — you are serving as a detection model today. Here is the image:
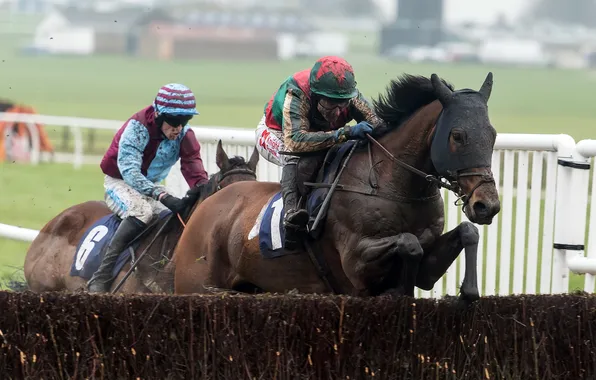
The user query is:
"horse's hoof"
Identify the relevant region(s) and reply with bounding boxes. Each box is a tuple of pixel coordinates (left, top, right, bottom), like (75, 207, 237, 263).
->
(440, 294, 477, 311)
(458, 291, 480, 309)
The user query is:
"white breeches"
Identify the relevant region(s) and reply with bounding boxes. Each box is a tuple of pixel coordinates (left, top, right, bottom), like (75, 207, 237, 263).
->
(255, 115, 291, 167)
(103, 175, 168, 224)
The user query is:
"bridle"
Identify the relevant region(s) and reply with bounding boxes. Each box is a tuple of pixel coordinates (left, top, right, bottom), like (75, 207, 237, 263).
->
(215, 167, 257, 191)
(176, 166, 257, 226)
(365, 133, 495, 213)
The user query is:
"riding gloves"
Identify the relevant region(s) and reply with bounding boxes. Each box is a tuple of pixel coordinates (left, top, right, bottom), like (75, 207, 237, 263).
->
(347, 121, 373, 139)
(334, 121, 373, 143)
(159, 193, 187, 213)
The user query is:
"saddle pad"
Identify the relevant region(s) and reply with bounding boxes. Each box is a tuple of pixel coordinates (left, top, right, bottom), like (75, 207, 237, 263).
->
(69, 209, 174, 281)
(250, 192, 293, 259)
(69, 214, 134, 280)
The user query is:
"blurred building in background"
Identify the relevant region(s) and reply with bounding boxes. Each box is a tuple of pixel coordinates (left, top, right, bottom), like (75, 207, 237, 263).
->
(1, 0, 595, 68)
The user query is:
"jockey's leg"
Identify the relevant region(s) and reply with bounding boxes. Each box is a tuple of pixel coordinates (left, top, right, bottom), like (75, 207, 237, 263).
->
(296, 153, 327, 195)
(282, 153, 327, 249)
(87, 175, 152, 293)
(255, 116, 307, 248)
(87, 216, 146, 293)
(254, 116, 285, 166)
(281, 156, 309, 249)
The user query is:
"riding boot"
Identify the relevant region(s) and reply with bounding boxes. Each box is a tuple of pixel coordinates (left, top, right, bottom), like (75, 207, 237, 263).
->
(87, 216, 147, 293)
(281, 160, 308, 249)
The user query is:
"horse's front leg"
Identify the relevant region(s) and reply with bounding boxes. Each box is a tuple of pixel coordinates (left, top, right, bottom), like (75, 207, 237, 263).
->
(416, 221, 480, 303)
(347, 233, 424, 297)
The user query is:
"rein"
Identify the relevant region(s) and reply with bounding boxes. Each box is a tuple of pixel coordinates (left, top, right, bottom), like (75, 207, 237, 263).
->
(365, 133, 495, 211)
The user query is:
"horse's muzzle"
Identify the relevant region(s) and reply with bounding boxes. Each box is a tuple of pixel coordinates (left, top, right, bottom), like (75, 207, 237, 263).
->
(467, 198, 501, 225)
(455, 169, 500, 225)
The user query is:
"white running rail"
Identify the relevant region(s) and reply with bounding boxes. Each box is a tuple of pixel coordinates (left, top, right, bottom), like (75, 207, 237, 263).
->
(1, 113, 595, 297)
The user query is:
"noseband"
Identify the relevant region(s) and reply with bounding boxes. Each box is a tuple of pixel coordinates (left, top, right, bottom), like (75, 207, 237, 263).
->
(452, 172, 495, 209)
(365, 134, 495, 212)
(215, 167, 257, 190)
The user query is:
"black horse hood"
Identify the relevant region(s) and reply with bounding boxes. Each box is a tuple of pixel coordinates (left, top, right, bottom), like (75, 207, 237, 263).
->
(429, 73, 496, 178)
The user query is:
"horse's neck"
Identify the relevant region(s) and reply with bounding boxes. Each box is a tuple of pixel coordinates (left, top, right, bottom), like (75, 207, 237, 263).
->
(377, 102, 442, 198)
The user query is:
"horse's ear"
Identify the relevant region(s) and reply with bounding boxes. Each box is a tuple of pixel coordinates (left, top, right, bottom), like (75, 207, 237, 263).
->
(215, 139, 229, 170)
(430, 73, 452, 105)
(478, 72, 493, 102)
(248, 146, 259, 172)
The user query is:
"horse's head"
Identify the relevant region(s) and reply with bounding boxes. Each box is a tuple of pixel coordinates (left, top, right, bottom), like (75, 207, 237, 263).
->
(214, 139, 259, 189)
(429, 72, 500, 225)
(181, 139, 258, 219)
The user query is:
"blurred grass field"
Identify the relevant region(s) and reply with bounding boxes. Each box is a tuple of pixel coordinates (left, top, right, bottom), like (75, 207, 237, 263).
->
(1, 54, 595, 140)
(0, 29, 595, 292)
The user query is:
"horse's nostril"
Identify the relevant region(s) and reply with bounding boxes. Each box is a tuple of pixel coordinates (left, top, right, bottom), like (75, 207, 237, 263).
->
(473, 202, 488, 217)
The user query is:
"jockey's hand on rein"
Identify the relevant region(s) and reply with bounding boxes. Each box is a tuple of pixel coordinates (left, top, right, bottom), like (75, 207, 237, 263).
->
(158, 193, 187, 213)
(345, 121, 373, 140)
(185, 182, 208, 200)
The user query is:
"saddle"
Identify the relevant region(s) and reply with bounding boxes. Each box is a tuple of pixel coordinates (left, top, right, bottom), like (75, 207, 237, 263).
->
(251, 139, 368, 259)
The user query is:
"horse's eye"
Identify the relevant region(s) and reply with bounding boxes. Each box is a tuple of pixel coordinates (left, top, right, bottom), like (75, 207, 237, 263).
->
(451, 130, 465, 144)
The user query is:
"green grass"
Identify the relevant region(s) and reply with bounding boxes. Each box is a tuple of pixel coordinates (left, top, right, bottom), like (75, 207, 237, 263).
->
(0, 162, 104, 279)
(0, 32, 595, 292)
(5, 54, 596, 156)
(0, 34, 595, 141)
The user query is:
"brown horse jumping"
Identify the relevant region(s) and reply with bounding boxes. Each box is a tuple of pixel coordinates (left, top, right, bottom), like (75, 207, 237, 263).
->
(172, 73, 501, 301)
(23, 140, 259, 294)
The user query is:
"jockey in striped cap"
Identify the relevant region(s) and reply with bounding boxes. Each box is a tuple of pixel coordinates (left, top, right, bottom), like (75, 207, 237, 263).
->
(154, 83, 200, 118)
(89, 83, 209, 293)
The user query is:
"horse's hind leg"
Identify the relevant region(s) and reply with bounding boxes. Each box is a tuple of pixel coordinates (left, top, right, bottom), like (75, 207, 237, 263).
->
(415, 221, 479, 303)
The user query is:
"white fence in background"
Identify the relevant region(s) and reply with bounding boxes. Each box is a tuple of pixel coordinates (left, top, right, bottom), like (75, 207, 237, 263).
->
(1, 112, 596, 298)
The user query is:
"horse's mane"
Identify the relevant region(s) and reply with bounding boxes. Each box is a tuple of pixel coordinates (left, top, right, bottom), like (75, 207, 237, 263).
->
(371, 74, 454, 137)
(226, 156, 248, 168)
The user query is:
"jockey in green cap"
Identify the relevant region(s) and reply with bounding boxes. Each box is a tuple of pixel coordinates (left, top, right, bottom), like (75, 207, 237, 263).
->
(255, 56, 385, 249)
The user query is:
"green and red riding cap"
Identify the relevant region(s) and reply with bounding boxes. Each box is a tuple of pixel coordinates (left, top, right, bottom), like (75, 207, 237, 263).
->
(309, 56, 358, 99)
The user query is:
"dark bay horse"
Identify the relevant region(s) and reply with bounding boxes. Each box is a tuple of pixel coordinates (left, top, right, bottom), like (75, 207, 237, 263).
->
(23, 140, 259, 294)
(172, 73, 501, 301)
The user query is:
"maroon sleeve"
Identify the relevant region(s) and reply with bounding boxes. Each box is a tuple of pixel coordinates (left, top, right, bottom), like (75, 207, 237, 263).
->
(179, 128, 209, 188)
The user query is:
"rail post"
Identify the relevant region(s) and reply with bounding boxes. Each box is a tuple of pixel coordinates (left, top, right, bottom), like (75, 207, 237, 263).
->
(551, 134, 591, 293)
